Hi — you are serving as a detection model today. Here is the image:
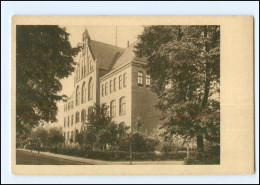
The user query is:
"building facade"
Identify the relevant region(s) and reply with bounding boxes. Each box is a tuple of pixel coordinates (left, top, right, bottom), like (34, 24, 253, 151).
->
(63, 29, 162, 144)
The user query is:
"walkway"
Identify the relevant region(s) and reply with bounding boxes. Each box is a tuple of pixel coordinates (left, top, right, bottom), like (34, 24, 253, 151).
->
(17, 149, 184, 165)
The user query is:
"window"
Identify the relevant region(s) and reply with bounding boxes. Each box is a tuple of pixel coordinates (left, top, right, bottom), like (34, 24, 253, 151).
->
(110, 80, 113, 93)
(123, 73, 127, 88)
(76, 86, 80, 106)
(146, 74, 151, 87)
(67, 116, 70, 127)
(119, 97, 126, 115)
(101, 84, 104, 97)
(88, 78, 93, 100)
(64, 118, 66, 127)
(76, 112, 80, 123)
(64, 132, 66, 139)
(105, 82, 108, 95)
(88, 107, 94, 119)
(71, 114, 74, 126)
(67, 132, 69, 141)
(110, 100, 116, 118)
(114, 78, 117, 92)
(138, 72, 143, 86)
(81, 109, 86, 122)
(119, 75, 123, 89)
(71, 131, 74, 142)
(83, 58, 86, 76)
(82, 82, 86, 103)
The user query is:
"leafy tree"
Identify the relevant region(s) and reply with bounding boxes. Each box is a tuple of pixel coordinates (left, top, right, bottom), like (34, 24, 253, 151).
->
(135, 25, 220, 151)
(80, 103, 129, 151)
(16, 26, 80, 135)
(31, 127, 48, 147)
(75, 132, 84, 149)
(48, 127, 65, 147)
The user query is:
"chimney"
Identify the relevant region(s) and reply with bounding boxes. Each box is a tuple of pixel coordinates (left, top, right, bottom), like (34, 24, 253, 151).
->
(127, 41, 129, 48)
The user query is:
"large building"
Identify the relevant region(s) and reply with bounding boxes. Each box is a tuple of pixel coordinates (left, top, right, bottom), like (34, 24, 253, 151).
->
(62, 29, 162, 143)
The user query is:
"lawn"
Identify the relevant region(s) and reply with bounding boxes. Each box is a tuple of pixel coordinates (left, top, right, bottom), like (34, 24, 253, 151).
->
(16, 150, 85, 165)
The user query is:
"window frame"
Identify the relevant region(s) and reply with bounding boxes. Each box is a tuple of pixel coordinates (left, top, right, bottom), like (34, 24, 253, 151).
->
(138, 71, 144, 86)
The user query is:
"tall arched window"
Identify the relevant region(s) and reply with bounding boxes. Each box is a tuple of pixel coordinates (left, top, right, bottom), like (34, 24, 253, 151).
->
(82, 82, 86, 103)
(110, 100, 116, 118)
(114, 78, 117, 92)
(71, 114, 74, 126)
(119, 97, 126, 115)
(76, 86, 80, 106)
(105, 82, 108, 95)
(110, 80, 113, 93)
(81, 109, 86, 122)
(119, 75, 123, 89)
(138, 71, 143, 86)
(67, 116, 70, 127)
(123, 73, 127, 88)
(76, 111, 80, 123)
(88, 77, 93, 100)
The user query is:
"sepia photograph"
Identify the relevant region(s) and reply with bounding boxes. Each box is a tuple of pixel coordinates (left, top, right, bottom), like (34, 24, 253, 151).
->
(9, 15, 255, 176)
(15, 24, 220, 166)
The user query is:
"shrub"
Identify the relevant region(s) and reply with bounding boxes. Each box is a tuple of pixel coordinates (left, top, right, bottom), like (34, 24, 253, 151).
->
(131, 131, 159, 152)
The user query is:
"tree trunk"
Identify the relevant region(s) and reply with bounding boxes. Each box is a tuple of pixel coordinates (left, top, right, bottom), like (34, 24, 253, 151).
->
(197, 26, 210, 152)
(196, 134, 204, 152)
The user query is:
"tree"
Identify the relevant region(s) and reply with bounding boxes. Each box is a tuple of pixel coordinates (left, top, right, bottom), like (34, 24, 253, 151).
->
(135, 25, 220, 152)
(31, 127, 48, 148)
(48, 127, 65, 147)
(16, 26, 80, 135)
(80, 103, 129, 151)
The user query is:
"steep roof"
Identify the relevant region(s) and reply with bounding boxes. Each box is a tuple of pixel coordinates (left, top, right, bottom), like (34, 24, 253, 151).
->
(89, 40, 124, 70)
(111, 41, 147, 70)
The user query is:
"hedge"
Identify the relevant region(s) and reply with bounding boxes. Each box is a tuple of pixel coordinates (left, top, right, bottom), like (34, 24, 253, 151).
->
(25, 145, 188, 161)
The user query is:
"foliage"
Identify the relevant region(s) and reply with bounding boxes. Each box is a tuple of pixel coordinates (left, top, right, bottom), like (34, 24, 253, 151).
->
(135, 25, 220, 151)
(16, 25, 80, 135)
(80, 103, 130, 151)
(48, 127, 65, 147)
(31, 127, 48, 146)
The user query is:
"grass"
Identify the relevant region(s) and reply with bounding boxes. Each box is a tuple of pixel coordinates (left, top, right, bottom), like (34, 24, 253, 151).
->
(16, 150, 86, 165)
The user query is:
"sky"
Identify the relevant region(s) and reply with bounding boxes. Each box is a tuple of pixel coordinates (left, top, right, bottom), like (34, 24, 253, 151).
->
(45, 25, 144, 128)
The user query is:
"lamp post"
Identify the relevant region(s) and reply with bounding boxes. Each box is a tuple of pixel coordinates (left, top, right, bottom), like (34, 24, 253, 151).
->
(129, 131, 132, 165)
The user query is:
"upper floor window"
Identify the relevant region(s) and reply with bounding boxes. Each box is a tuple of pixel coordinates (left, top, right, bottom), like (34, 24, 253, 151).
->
(101, 84, 104, 97)
(88, 77, 93, 100)
(146, 74, 151, 87)
(67, 132, 69, 141)
(71, 114, 74, 126)
(114, 78, 117, 92)
(119, 97, 126, 115)
(67, 116, 70, 127)
(138, 72, 143, 86)
(105, 82, 108, 95)
(82, 82, 86, 103)
(110, 100, 116, 118)
(119, 75, 123, 89)
(76, 86, 80, 106)
(123, 73, 127, 88)
(76, 111, 80, 123)
(64, 118, 66, 127)
(110, 80, 113, 93)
